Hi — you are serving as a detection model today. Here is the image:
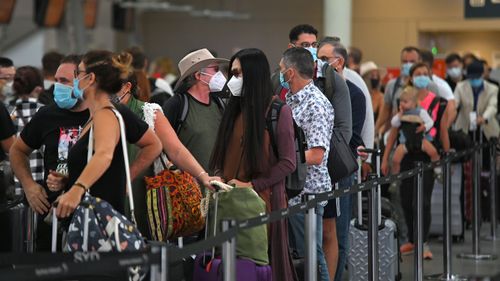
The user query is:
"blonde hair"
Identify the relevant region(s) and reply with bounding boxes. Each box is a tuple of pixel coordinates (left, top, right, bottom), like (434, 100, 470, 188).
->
(400, 86, 418, 104)
(112, 52, 134, 80)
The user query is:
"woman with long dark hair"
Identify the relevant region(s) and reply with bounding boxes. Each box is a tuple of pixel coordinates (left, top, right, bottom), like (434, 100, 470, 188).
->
(210, 48, 297, 281)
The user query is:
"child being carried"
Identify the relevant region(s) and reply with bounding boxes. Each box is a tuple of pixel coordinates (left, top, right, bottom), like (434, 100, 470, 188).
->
(390, 88, 442, 178)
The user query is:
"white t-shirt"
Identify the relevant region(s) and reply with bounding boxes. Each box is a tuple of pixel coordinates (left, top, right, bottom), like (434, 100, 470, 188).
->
(432, 74, 454, 101)
(344, 68, 375, 152)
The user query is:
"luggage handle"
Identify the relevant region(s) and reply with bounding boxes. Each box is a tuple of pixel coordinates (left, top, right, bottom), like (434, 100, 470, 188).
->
(51, 200, 92, 253)
(358, 148, 382, 156)
(356, 152, 382, 227)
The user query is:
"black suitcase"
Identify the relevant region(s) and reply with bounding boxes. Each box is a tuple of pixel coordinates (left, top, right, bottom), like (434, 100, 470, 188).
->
(0, 196, 36, 253)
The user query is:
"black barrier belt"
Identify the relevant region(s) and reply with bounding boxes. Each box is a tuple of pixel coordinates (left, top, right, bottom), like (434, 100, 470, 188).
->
(0, 142, 492, 273)
(168, 227, 238, 263)
(0, 250, 159, 281)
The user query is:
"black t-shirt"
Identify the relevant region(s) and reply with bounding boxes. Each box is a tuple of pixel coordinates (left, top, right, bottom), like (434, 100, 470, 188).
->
(66, 104, 148, 214)
(20, 104, 90, 201)
(0, 103, 15, 161)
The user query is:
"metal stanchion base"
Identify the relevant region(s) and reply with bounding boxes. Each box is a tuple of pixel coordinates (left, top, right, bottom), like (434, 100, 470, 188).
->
(456, 253, 497, 260)
(425, 273, 467, 280)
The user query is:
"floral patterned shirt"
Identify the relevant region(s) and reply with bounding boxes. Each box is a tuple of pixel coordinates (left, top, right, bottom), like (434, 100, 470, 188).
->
(286, 81, 334, 206)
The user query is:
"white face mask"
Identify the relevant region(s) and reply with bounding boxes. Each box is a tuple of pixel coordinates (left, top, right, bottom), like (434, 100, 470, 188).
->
(316, 59, 326, 78)
(202, 70, 227, 92)
(227, 76, 243, 97)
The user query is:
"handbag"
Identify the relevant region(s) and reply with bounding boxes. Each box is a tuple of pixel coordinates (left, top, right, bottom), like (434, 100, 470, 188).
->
(144, 154, 204, 241)
(65, 108, 145, 253)
(328, 129, 359, 182)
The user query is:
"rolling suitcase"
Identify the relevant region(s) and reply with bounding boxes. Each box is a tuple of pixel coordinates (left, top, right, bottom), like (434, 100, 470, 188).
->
(347, 150, 401, 281)
(193, 182, 272, 281)
(430, 163, 464, 242)
(0, 195, 36, 253)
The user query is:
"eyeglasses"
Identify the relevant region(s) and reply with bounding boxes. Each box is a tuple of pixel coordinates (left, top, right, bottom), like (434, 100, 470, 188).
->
(318, 56, 341, 63)
(74, 69, 87, 78)
(292, 41, 319, 48)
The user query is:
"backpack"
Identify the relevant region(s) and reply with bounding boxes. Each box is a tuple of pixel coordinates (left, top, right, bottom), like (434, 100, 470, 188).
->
(266, 99, 308, 199)
(175, 93, 226, 133)
(426, 96, 447, 150)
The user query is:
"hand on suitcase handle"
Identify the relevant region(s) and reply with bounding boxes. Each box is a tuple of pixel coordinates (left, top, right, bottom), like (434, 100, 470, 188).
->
(357, 148, 382, 156)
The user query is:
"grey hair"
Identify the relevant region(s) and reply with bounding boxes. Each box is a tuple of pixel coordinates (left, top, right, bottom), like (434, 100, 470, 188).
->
(282, 47, 314, 79)
(317, 36, 341, 50)
(318, 38, 348, 69)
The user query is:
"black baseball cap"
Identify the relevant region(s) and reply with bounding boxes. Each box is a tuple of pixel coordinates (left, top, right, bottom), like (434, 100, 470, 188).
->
(466, 60, 484, 79)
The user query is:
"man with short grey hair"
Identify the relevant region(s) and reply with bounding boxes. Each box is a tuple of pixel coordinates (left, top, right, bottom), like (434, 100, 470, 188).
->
(281, 47, 334, 281)
(318, 40, 369, 281)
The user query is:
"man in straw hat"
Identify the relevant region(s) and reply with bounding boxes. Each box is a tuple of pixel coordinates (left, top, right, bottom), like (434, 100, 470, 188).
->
(163, 48, 228, 172)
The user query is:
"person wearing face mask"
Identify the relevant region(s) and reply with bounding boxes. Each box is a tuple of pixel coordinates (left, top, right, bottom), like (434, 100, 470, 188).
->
(361, 61, 385, 126)
(114, 52, 222, 239)
(9, 55, 91, 251)
(445, 53, 464, 91)
(210, 48, 297, 281)
(279, 47, 334, 281)
(318, 40, 373, 281)
(0, 57, 16, 107)
(53, 50, 161, 219)
(272, 25, 352, 156)
(163, 48, 228, 173)
(382, 62, 451, 260)
(376, 47, 440, 137)
(454, 60, 499, 148)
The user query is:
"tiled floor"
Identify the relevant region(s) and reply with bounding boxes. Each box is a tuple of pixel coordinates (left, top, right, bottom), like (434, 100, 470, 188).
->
(401, 223, 500, 280)
(342, 222, 500, 280)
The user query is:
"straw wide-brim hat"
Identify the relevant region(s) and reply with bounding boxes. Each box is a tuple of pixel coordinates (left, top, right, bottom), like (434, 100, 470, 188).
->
(174, 48, 229, 90)
(360, 61, 387, 78)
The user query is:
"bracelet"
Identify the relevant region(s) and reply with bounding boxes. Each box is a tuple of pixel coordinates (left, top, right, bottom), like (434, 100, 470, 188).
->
(74, 182, 88, 192)
(196, 171, 208, 179)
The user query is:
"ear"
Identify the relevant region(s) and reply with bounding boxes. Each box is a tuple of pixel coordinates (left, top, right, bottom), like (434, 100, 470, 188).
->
(88, 72, 97, 86)
(123, 81, 132, 93)
(194, 71, 202, 81)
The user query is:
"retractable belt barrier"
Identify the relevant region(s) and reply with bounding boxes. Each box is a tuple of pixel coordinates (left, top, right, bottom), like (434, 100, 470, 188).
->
(0, 142, 491, 280)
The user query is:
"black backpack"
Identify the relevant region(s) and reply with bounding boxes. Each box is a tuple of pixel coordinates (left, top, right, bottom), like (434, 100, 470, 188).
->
(266, 99, 308, 199)
(426, 96, 448, 150)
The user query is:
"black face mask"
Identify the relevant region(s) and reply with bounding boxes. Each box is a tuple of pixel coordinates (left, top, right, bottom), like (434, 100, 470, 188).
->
(370, 78, 380, 89)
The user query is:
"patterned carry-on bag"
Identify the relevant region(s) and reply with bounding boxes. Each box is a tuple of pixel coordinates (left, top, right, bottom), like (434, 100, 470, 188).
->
(144, 152, 205, 241)
(53, 108, 146, 280)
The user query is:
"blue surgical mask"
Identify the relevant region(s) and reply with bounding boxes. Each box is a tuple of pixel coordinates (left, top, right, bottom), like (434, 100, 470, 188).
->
(413, 75, 431, 89)
(401, 62, 413, 77)
(73, 75, 89, 100)
(280, 69, 291, 90)
(53, 83, 78, 109)
(305, 47, 318, 61)
(470, 78, 483, 88)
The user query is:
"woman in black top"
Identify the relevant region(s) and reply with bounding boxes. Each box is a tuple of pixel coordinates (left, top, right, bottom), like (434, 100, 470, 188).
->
(55, 50, 161, 218)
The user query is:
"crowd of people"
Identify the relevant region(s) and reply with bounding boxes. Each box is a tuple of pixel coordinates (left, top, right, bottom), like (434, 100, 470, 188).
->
(0, 23, 499, 281)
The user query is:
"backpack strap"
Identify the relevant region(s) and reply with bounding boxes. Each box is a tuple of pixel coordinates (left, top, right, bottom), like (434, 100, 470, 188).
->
(324, 65, 336, 102)
(175, 93, 189, 134)
(266, 99, 285, 158)
(427, 96, 440, 117)
(213, 96, 226, 113)
(391, 77, 402, 105)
